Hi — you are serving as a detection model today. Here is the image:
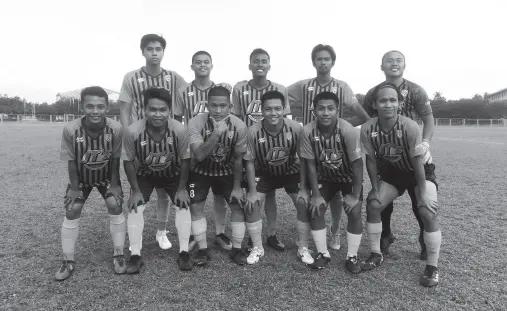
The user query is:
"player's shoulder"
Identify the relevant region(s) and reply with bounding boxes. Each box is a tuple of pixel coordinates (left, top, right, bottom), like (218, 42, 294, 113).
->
(126, 119, 145, 135)
(403, 79, 425, 91)
(63, 118, 82, 134)
(122, 68, 143, 79)
(247, 121, 263, 135)
(332, 78, 351, 87)
(399, 115, 419, 128)
(188, 113, 207, 127)
(177, 83, 191, 95)
(270, 81, 287, 91)
(292, 78, 314, 88)
(285, 118, 303, 130)
(233, 80, 250, 90)
(303, 120, 317, 134)
(169, 118, 186, 133)
(338, 118, 354, 130)
(229, 114, 247, 129)
(361, 117, 378, 132)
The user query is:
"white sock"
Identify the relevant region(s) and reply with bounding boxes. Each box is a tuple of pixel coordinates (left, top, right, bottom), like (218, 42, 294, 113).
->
(311, 228, 329, 257)
(109, 213, 126, 255)
(246, 220, 263, 250)
(191, 218, 207, 249)
(424, 230, 442, 267)
(346, 231, 362, 258)
(296, 221, 311, 249)
(366, 222, 382, 254)
(175, 208, 191, 252)
(127, 205, 146, 256)
(231, 221, 246, 248)
(61, 217, 80, 261)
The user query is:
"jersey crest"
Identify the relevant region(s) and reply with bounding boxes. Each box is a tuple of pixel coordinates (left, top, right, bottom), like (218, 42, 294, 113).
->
(265, 147, 290, 166)
(378, 143, 403, 163)
(246, 99, 263, 123)
(319, 149, 343, 170)
(192, 100, 208, 117)
(145, 151, 173, 171)
(81, 149, 112, 170)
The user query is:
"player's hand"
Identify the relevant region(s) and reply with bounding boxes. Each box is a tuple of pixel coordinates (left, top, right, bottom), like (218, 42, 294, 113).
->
(366, 189, 381, 205)
(418, 189, 438, 214)
(416, 140, 432, 164)
(229, 187, 245, 208)
(309, 195, 326, 218)
(343, 194, 360, 214)
(127, 190, 144, 213)
(64, 188, 83, 210)
(217, 82, 233, 93)
(106, 185, 124, 206)
(212, 115, 230, 135)
(245, 191, 260, 214)
(296, 188, 310, 206)
(174, 188, 190, 210)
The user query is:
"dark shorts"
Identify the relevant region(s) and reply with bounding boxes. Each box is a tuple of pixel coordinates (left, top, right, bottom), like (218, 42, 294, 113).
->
(316, 181, 364, 202)
(137, 175, 180, 203)
(379, 163, 438, 196)
(65, 182, 120, 204)
(256, 174, 299, 194)
(189, 173, 236, 204)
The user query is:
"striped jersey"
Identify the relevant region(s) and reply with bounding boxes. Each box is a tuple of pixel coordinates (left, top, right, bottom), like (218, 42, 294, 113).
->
(232, 80, 290, 127)
(362, 79, 432, 121)
(360, 115, 423, 172)
(244, 118, 302, 176)
(288, 78, 358, 125)
(188, 113, 247, 176)
(174, 81, 216, 123)
(119, 68, 187, 121)
(300, 119, 361, 183)
(123, 119, 190, 178)
(60, 117, 123, 188)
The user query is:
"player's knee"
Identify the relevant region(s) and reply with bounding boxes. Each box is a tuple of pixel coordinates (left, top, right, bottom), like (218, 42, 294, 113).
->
(348, 203, 362, 222)
(66, 203, 84, 219)
(366, 199, 381, 214)
(310, 213, 326, 230)
(189, 202, 205, 219)
(418, 206, 437, 223)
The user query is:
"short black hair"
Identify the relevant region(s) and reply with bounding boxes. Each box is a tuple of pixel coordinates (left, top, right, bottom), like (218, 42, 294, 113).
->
(143, 87, 172, 109)
(313, 91, 340, 107)
(208, 85, 231, 99)
(311, 44, 336, 63)
(381, 50, 405, 64)
(81, 86, 108, 104)
(250, 48, 270, 62)
(372, 82, 404, 103)
(140, 34, 166, 51)
(260, 90, 286, 108)
(192, 50, 212, 63)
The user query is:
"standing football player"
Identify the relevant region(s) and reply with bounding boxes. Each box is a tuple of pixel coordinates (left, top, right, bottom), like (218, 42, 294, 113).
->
(362, 51, 435, 260)
(56, 86, 126, 281)
(188, 86, 249, 266)
(288, 44, 370, 250)
(123, 87, 193, 273)
(243, 91, 311, 265)
(360, 82, 441, 287)
(118, 34, 190, 252)
(174, 51, 233, 251)
(299, 92, 364, 271)
(231, 48, 290, 252)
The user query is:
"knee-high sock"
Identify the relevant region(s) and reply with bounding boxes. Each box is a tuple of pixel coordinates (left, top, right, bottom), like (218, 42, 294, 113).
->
(175, 208, 192, 252)
(296, 221, 311, 249)
(61, 217, 80, 261)
(311, 228, 329, 256)
(246, 220, 263, 249)
(191, 218, 207, 249)
(127, 205, 146, 256)
(424, 230, 442, 267)
(346, 231, 362, 258)
(109, 213, 126, 255)
(367, 222, 382, 254)
(231, 222, 246, 249)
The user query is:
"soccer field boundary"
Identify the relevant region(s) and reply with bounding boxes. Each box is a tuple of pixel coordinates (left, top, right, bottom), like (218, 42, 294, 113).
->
(434, 137, 505, 145)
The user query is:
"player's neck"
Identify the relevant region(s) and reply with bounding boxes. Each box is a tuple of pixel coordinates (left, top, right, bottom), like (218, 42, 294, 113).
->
(262, 119, 284, 135)
(143, 64, 162, 76)
(378, 115, 398, 132)
(316, 73, 332, 85)
(250, 76, 269, 89)
(146, 122, 168, 140)
(385, 76, 404, 87)
(317, 119, 337, 136)
(193, 76, 213, 89)
(83, 117, 105, 132)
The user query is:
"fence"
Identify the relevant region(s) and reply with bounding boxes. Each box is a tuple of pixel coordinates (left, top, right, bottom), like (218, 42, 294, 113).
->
(0, 114, 120, 123)
(434, 118, 507, 127)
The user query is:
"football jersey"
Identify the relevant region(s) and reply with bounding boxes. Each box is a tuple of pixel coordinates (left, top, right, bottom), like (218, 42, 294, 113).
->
(60, 117, 123, 188)
(288, 78, 358, 125)
(188, 113, 247, 176)
(360, 115, 423, 172)
(232, 80, 290, 127)
(118, 68, 187, 121)
(244, 118, 302, 176)
(173, 81, 216, 123)
(300, 119, 361, 183)
(123, 119, 190, 178)
(362, 79, 432, 121)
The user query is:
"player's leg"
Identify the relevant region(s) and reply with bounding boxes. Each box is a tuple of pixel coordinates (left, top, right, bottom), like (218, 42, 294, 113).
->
(407, 186, 426, 259)
(245, 192, 265, 264)
(101, 186, 127, 275)
(265, 190, 285, 251)
(223, 176, 248, 265)
(380, 202, 397, 256)
(343, 186, 363, 274)
(328, 191, 343, 250)
(213, 194, 232, 250)
(189, 176, 211, 266)
(308, 182, 333, 269)
(154, 188, 172, 250)
(362, 181, 399, 271)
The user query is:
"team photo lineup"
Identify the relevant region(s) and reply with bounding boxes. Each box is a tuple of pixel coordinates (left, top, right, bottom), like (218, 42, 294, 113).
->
(55, 33, 442, 288)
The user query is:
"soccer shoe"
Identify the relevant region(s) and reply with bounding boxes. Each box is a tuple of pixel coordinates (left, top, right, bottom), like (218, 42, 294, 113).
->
(420, 265, 439, 287)
(126, 255, 144, 274)
(229, 248, 248, 266)
(215, 233, 233, 251)
(297, 247, 314, 265)
(361, 253, 383, 271)
(246, 247, 265, 265)
(188, 235, 197, 251)
(328, 226, 341, 250)
(193, 249, 210, 266)
(113, 255, 127, 274)
(267, 235, 285, 251)
(309, 253, 331, 270)
(178, 251, 193, 271)
(345, 256, 361, 274)
(156, 231, 172, 250)
(55, 260, 75, 281)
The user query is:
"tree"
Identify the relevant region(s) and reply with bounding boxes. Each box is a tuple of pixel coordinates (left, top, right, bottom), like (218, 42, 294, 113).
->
(433, 91, 446, 101)
(472, 93, 483, 100)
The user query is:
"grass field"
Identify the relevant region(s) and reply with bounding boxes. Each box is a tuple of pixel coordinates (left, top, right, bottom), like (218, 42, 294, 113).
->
(1, 123, 506, 311)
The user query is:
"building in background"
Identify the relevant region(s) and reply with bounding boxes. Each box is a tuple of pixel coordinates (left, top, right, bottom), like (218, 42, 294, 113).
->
(485, 88, 507, 103)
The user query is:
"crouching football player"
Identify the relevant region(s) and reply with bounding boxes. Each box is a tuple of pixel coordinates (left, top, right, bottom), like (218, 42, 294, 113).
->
(123, 87, 193, 273)
(56, 86, 126, 281)
(299, 92, 364, 272)
(360, 82, 441, 287)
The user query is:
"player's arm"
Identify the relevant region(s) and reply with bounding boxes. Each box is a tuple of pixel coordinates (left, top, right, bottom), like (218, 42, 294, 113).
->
(188, 118, 224, 162)
(413, 87, 435, 142)
(118, 75, 134, 128)
(343, 123, 363, 198)
(282, 86, 292, 119)
(231, 86, 242, 118)
(122, 129, 141, 193)
(174, 128, 191, 209)
(360, 126, 379, 198)
(343, 84, 370, 127)
(287, 81, 303, 121)
(173, 89, 185, 123)
(60, 126, 82, 206)
(109, 126, 123, 189)
(244, 129, 257, 192)
(299, 127, 324, 215)
(233, 124, 248, 191)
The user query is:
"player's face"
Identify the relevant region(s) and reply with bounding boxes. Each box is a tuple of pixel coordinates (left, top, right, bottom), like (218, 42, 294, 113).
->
(381, 51, 405, 78)
(249, 53, 271, 78)
(313, 50, 334, 74)
(191, 54, 213, 78)
(315, 99, 338, 126)
(145, 98, 170, 128)
(262, 98, 284, 126)
(374, 87, 399, 120)
(143, 41, 165, 66)
(207, 95, 231, 121)
(82, 95, 108, 124)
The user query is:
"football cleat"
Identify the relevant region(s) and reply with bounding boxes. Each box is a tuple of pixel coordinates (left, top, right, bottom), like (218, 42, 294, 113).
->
(420, 265, 439, 287)
(188, 235, 197, 251)
(297, 247, 314, 265)
(126, 255, 144, 274)
(328, 226, 341, 250)
(215, 233, 232, 251)
(113, 255, 127, 274)
(246, 247, 265, 265)
(193, 249, 210, 266)
(229, 248, 248, 266)
(267, 235, 285, 251)
(55, 260, 75, 281)
(361, 253, 383, 271)
(309, 253, 331, 270)
(178, 251, 193, 271)
(345, 256, 361, 274)
(156, 230, 172, 250)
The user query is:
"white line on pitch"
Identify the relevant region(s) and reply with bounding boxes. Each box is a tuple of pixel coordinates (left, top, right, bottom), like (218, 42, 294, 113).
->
(435, 137, 505, 145)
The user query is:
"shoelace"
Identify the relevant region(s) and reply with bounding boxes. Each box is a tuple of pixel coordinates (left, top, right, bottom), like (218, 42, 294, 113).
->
(59, 261, 69, 273)
(250, 247, 262, 256)
(348, 257, 358, 264)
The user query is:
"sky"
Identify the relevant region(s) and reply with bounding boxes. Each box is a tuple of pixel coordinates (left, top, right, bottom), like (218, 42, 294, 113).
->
(1, 0, 506, 103)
